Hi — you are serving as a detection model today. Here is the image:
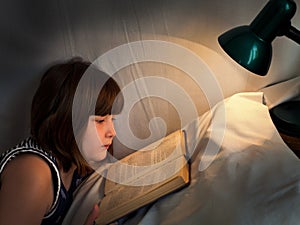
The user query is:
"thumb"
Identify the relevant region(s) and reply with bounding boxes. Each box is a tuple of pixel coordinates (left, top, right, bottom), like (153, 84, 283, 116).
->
(84, 204, 99, 225)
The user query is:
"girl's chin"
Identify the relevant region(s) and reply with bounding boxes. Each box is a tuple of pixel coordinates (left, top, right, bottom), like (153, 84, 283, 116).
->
(91, 151, 108, 164)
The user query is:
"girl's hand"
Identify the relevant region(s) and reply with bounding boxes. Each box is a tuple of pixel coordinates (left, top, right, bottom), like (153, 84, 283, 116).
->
(83, 204, 99, 225)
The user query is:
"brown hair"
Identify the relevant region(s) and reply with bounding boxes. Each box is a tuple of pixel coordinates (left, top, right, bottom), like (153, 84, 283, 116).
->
(31, 58, 123, 175)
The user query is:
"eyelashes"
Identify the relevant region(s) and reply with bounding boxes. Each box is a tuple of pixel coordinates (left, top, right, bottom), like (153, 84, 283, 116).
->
(93, 115, 116, 124)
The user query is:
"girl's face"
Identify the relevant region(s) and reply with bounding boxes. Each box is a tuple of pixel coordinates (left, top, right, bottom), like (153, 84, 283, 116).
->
(80, 114, 116, 165)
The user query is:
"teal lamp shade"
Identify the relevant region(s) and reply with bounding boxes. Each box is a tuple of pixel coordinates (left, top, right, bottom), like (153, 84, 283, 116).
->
(218, 0, 297, 75)
(218, 0, 300, 143)
(218, 26, 272, 75)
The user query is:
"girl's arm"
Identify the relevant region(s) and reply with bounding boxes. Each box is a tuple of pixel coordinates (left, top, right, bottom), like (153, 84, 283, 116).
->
(0, 154, 53, 225)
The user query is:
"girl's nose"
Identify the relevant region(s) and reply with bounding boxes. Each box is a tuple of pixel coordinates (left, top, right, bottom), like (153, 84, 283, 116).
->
(106, 120, 116, 138)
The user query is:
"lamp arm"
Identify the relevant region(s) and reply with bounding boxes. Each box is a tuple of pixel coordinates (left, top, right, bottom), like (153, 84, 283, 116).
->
(285, 26, 300, 45)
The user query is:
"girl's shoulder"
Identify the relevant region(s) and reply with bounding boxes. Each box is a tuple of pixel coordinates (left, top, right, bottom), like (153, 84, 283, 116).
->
(0, 138, 60, 177)
(0, 138, 61, 215)
(0, 139, 57, 223)
(1, 147, 55, 183)
(0, 137, 57, 172)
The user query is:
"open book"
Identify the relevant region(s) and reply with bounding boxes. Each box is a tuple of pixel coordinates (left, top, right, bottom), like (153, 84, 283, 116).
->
(95, 130, 190, 225)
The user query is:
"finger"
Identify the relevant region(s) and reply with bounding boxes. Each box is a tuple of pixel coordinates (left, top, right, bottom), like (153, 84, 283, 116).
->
(84, 204, 99, 225)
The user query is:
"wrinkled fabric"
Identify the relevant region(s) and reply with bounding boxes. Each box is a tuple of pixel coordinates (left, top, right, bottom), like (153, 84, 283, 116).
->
(63, 90, 300, 225)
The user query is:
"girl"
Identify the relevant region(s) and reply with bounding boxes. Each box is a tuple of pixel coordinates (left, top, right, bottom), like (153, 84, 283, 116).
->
(0, 58, 124, 225)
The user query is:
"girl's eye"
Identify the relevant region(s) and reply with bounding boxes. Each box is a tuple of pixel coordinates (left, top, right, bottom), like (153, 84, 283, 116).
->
(94, 116, 106, 123)
(93, 115, 115, 124)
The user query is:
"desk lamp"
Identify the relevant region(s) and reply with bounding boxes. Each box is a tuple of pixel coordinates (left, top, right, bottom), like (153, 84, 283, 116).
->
(218, 0, 300, 154)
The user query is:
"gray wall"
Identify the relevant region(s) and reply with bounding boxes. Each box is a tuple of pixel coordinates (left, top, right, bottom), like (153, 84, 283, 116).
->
(1, 0, 300, 152)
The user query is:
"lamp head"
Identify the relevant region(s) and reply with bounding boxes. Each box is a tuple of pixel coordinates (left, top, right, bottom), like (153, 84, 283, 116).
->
(218, 0, 297, 75)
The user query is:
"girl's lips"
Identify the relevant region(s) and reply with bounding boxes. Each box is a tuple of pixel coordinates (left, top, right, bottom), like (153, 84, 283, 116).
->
(103, 144, 110, 149)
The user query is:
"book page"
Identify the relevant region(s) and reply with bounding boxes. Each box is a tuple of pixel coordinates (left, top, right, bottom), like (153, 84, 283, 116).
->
(96, 130, 190, 225)
(100, 156, 188, 212)
(121, 129, 185, 165)
(105, 130, 187, 191)
(120, 156, 187, 187)
(100, 184, 154, 211)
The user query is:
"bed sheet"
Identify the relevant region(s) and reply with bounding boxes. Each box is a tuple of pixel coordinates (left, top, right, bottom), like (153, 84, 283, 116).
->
(63, 77, 300, 225)
(126, 93, 299, 225)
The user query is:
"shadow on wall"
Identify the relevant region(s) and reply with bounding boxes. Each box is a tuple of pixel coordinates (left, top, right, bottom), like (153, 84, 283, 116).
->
(0, 0, 65, 151)
(0, 79, 37, 151)
(1, 0, 300, 152)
